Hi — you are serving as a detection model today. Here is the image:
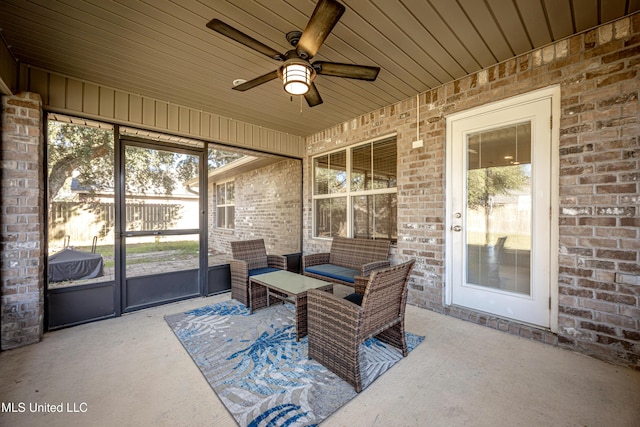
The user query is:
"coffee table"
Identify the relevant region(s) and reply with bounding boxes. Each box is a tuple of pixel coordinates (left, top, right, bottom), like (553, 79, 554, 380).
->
(249, 270, 334, 341)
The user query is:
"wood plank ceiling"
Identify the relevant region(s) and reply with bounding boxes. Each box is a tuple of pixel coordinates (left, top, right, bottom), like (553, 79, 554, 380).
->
(0, 0, 638, 136)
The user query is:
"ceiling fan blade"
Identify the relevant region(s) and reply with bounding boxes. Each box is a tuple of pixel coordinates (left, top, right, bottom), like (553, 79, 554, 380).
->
(232, 70, 279, 91)
(313, 61, 380, 80)
(304, 83, 323, 107)
(206, 19, 284, 61)
(297, 0, 345, 60)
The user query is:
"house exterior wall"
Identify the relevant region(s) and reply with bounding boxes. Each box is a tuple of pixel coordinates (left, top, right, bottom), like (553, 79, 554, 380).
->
(209, 159, 302, 257)
(303, 15, 639, 368)
(1, 92, 45, 350)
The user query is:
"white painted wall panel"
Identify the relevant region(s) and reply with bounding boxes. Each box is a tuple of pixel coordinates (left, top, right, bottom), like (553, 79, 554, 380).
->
(155, 101, 167, 129)
(114, 91, 128, 121)
(99, 87, 115, 118)
(129, 95, 142, 124)
(66, 79, 83, 112)
(29, 68, 50, 106)
(168, 104, 179, 131)
(142, 98, 155, 127)
(83, 83, 99, 115)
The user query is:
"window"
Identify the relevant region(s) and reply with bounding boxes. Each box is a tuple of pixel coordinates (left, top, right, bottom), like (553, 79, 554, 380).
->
(313, 136, 397, 242)
(216, 181, 235, 229)
(47, 119, 115, 288)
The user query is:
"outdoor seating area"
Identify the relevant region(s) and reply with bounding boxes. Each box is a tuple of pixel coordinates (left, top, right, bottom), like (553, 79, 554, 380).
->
(302, 237, 391, 287)
(229, 236, 401, 354)
(228, 237, 407, 393)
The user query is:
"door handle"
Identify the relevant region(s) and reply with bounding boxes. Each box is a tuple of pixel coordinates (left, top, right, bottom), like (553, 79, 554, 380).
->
(451, 225, 462, 232)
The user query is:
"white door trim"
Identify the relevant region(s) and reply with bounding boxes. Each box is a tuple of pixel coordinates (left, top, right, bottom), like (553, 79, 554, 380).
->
(444, 86, 560, 332)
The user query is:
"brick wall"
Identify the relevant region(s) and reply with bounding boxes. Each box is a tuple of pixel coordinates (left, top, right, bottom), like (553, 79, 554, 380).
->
(1, 92, 45, 350)
(209, 158, 302, 256)
(304, 15, 639, 368)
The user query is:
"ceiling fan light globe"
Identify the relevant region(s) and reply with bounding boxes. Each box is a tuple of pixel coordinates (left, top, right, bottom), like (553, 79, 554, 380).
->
(284, 81, 309, 95)
(282, 63, 311, 95)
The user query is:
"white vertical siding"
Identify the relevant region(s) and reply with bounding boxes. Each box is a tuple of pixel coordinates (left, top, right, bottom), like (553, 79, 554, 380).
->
(24, 66, 303, 158)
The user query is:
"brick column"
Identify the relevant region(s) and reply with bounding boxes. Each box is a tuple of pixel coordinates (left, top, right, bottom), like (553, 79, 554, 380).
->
(1, 92, 45, 350)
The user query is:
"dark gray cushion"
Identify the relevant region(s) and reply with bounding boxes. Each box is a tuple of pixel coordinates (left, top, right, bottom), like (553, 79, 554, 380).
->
(344, 293, 363, 306)
(304, 263, 359, 283)
(248, 267, 280, 276)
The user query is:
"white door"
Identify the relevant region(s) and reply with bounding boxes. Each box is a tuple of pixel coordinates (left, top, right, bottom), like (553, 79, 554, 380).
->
(446, 90, 557, 328)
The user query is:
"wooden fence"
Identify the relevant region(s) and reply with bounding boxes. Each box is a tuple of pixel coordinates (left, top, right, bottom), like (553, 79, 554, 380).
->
(49, 201, 195, 248)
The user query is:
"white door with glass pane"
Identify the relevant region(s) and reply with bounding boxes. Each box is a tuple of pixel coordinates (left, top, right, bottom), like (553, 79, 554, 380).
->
(446, 89, 557, 328)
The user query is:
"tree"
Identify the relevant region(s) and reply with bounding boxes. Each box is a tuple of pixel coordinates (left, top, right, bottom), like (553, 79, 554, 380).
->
(47, 121, 242, 204)
(467, 164, 530, 245)
(47, 121, 114, 207)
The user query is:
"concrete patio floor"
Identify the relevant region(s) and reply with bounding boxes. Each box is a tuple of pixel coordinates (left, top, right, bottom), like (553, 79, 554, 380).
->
(1, 289, 639, 427)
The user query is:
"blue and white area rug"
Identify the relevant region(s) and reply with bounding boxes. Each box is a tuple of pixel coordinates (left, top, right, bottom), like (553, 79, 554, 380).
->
(165, 300, 424, 427)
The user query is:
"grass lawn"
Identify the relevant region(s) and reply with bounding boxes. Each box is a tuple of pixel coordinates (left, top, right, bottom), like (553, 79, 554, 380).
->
(73, 240, 200, 269)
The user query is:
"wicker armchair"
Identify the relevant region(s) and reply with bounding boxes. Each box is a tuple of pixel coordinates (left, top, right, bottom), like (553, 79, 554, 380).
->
(229, 239, 287, 307)
(307, 259, 415, 392)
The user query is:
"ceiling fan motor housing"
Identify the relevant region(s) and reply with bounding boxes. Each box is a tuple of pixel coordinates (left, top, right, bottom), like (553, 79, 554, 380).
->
(286, 31, 303, 47)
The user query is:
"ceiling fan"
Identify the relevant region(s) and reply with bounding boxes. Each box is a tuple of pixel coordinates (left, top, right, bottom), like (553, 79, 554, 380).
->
(206, 0, 380, 107)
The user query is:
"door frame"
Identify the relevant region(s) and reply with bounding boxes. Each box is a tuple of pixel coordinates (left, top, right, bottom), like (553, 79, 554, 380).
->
(444, 86, 560, 332)
(116, 135, 208, 313)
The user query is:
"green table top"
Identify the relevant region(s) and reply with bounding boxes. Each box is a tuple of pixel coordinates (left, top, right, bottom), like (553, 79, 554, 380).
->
(250, 270, 333, 295)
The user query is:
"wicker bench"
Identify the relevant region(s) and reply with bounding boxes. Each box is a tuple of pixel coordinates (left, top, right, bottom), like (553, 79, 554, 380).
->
(302, 237, 391, 288)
